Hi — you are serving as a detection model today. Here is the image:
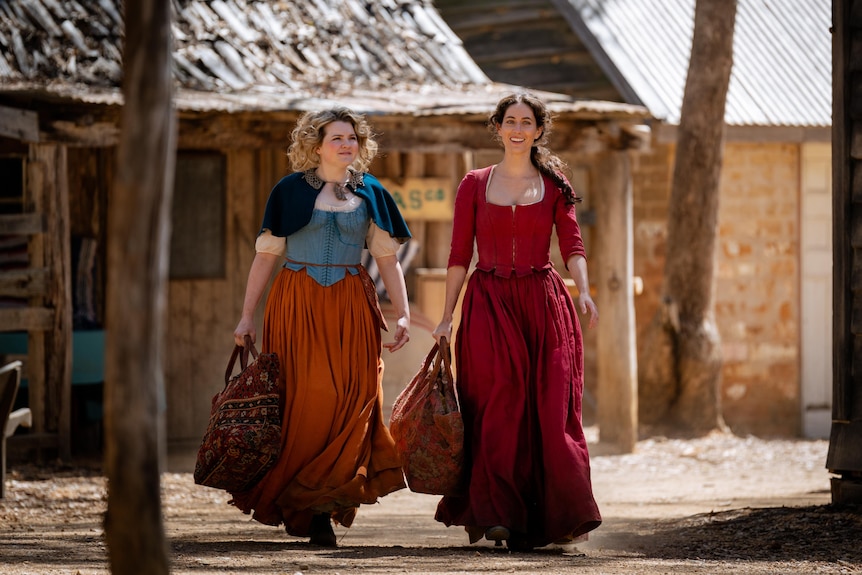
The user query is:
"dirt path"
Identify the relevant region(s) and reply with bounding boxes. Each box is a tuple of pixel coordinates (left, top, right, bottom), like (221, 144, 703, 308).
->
(2, 430, 860, 575)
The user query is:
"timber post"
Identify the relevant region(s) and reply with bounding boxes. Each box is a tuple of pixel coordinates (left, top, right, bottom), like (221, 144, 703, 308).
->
(828, 0, 862, 504)
(594, 146, 638, 453)
(32, 145, 73, 462)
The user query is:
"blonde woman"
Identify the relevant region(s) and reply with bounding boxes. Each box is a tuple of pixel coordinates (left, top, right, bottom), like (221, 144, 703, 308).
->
(232, 107, 411, 546)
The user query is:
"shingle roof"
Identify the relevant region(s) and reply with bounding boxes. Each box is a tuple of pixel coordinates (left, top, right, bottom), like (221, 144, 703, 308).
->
(0, 0, 489, 89)
(0, 0, 647, 120)
(559, 0, 831, 127)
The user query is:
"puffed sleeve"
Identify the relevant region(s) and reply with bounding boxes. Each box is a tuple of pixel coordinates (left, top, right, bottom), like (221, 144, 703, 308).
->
(255, 229, 286, 256)
(447, 171, 479, 268)
(554, 183, 586, 263)
(366, 222, 401, 258)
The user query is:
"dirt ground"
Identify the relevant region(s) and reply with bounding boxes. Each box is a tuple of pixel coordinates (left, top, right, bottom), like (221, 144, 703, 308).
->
(2, 428, 861, 575)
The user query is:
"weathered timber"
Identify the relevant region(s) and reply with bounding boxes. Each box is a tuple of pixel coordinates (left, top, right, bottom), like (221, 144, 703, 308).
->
(374, 120, 620, 153)
(0, 308, 53, 332)
(0, 105, 39, 141)
(829, 0, 862, 504)
(595, 149, 637, 453)
(33, 145, 72, 456)
(46, 121, 121, 147)
(0, 269, 49, 298)
(28, 144, 72, 459)
(0, 214, 45, 235)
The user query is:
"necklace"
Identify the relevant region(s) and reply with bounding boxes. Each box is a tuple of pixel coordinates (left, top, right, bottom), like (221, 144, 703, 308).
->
(325, 179, 350, 201)
(304, 169, 362, 201)
(308, 170, 350, 200)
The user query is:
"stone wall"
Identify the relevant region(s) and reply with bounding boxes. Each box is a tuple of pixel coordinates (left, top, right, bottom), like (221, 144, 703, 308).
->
(631, 140, 801, 436)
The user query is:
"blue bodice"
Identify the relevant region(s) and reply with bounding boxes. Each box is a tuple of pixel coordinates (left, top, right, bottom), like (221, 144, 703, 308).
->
(282, 203, 370, 287)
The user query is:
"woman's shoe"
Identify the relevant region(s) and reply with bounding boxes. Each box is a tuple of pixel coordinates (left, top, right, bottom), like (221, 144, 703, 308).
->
(506, 533, 536, 552)
(309, 513, 337, 547)
(484, 525, 511, 547)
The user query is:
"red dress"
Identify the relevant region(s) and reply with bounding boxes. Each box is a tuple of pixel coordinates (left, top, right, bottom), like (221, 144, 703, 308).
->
(434, 166, 601, 547)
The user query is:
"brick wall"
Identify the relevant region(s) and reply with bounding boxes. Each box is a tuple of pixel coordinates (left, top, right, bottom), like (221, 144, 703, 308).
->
(631, 141, 801, 436)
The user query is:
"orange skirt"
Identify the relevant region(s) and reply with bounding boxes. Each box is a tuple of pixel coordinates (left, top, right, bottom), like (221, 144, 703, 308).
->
(229, 267, 405, 536)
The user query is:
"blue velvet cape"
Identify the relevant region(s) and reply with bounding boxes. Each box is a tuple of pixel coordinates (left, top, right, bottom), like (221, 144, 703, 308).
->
(260, 171, 411, 243)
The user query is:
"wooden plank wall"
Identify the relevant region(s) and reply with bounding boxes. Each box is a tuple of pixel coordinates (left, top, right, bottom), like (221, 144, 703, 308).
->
(0, 144, 75, 459)
(165, 147, 284, 446)
(827, 0, 862, 502)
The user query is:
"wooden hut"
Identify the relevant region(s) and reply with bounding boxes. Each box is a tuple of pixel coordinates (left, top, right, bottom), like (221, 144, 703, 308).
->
(0, 0, 649, 462)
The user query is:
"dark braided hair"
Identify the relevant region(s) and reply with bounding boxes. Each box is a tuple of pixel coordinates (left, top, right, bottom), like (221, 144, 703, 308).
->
(488, 93, 582, 204)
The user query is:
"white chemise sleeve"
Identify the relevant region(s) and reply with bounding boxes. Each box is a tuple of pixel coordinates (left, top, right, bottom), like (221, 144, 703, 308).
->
(366, 222, 400, 258)
(255, 229, 286, 256)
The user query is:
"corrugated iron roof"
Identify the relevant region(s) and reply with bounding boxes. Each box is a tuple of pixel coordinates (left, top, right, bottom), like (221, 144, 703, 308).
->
(562, 0, 831, 127)
(0, 0, 648, 120)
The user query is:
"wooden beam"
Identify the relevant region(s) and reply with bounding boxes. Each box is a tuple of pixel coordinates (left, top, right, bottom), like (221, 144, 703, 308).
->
(0, 308, 53, 331)
(829, 420, 862, 472)
(173, 112, 642, 152)
(374, 122, 542, 153)
(0, 105, 39, 142)
(594, 150, 638, 453)
(31, 144, 73, 461)
(45, 120, 120, 147)
(831, 476, 862, 505)
(0, 269, 49, 298)
(25, 156, 47, 441)
(0, 214, 45, 235)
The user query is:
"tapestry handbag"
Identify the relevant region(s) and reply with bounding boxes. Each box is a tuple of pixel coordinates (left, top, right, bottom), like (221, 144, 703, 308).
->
(194, 339, 282, 492)
(389, 337, 465, 496)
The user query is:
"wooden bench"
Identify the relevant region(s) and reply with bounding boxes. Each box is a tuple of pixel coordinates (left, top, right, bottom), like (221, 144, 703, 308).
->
(1, 361, 30, 498)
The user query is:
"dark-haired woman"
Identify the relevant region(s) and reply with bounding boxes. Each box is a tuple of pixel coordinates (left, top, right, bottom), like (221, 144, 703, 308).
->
(432, 93, 601, 550)
(232, 107, 410, 546)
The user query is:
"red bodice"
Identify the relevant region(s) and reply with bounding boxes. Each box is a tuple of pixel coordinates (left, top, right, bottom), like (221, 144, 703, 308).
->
(447, 166, 586, 277)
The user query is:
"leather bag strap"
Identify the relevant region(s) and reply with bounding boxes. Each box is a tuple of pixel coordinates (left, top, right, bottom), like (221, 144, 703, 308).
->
(224, 335, 260, 386)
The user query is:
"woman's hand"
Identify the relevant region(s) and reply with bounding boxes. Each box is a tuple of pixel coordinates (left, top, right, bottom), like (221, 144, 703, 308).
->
(432, 320, 453, 344)
(578, 293, 599, 329)
(383, 316, 410, 352)
(233, 317, 256, 347)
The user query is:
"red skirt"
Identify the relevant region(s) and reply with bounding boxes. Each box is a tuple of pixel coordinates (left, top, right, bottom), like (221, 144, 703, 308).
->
(435, 268, 601, 547)
(229, 268, 405, 536)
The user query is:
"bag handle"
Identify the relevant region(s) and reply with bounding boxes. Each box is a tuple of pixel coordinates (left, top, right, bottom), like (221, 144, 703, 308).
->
(224, 335, 260, 386)
(420, 340, 440, 374)
(438, 336, 452, 370)
(432, 337, 461, 411)
(430, 336, 452, 382)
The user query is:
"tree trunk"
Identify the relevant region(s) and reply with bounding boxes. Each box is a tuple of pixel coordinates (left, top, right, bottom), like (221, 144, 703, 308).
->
(103, 1, 175, 573)
(638, 0, 737, 435)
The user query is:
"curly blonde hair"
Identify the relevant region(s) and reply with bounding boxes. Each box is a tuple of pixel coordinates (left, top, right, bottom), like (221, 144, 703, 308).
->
(287, 107, 378, 172)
